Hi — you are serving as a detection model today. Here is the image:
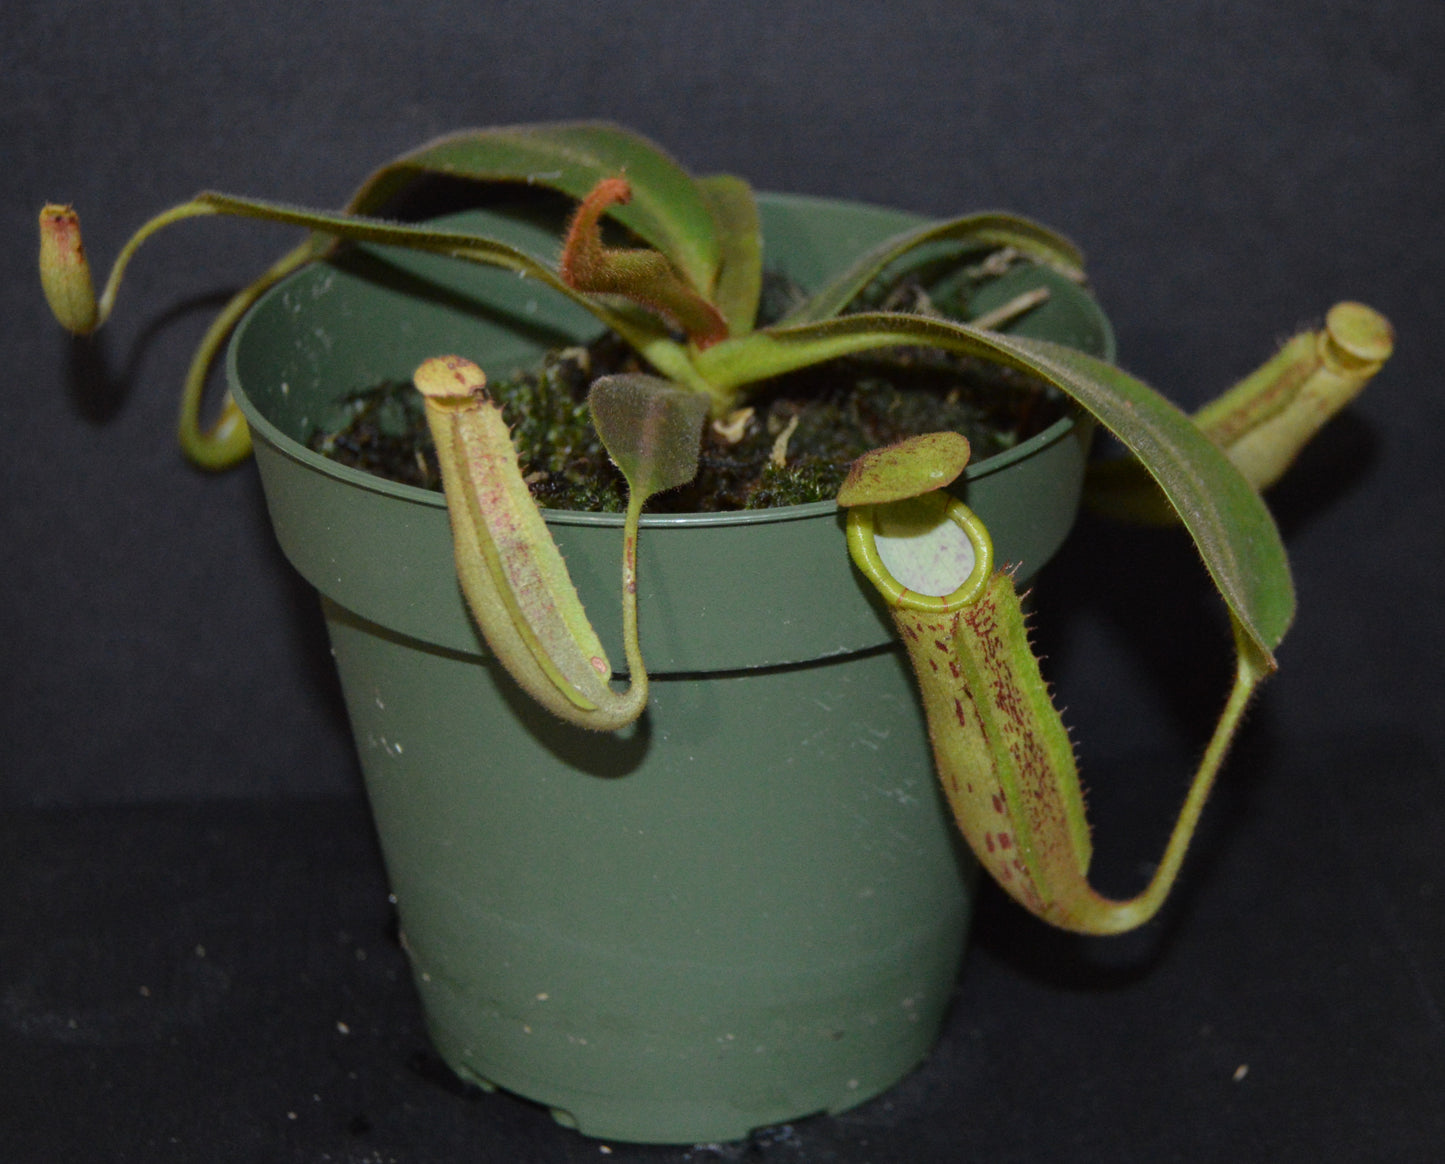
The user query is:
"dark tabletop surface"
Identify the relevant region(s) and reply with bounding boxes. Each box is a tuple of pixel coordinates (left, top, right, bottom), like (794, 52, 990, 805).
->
(5, 732, 1440, 1164)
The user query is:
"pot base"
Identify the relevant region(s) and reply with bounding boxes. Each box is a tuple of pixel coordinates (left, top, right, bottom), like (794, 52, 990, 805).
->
(428, 936, 952, 1144)
(324, 599, 973, 1144)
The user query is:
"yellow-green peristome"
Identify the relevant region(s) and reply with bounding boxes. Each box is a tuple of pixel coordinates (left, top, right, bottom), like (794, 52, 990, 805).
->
(845, 495, 994, 612)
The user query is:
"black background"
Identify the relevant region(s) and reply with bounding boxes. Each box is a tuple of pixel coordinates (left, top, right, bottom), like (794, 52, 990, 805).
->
(3, 2, 1442, 1160)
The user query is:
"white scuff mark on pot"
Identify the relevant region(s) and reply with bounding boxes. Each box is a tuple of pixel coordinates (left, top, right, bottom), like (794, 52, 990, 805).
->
(524, 299, 538, 314)
(526, 170, 564, 184)
(797, 727, 834, 750)
(867, 782, 919, 807)
(884, 824, 914, 849)
(280, 381, 290, 397)
(369, 734, 404, 757)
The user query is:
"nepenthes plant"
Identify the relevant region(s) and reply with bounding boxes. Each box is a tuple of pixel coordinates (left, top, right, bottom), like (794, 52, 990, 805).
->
(39, 121, 1393, 934)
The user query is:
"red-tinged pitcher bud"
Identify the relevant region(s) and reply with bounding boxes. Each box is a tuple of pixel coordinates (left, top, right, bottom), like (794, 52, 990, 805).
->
(39, 204, 99, 334)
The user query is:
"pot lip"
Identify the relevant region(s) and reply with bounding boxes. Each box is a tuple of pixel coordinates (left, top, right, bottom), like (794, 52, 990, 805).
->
(230, 187, 1100, 530)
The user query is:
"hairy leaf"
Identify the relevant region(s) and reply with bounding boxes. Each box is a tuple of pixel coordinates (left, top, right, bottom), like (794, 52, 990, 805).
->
(345, 121, 723, 299)
(589, 374, 709, 499)
(560, 178, 729, 349)
(189, 190, 704, 388)
(696, 173, 763, 336)
(699, 311, 1294, 659)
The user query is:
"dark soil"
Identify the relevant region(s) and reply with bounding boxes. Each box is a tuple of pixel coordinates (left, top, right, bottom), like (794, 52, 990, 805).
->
(307, 269, 1067, 514)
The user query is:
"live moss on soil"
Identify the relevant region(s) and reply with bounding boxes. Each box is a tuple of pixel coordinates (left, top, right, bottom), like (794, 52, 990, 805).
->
(307, 265, 1070, 514)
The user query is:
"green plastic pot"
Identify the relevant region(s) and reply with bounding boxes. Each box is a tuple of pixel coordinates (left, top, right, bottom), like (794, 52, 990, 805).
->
(228, 193, 1113, 1144)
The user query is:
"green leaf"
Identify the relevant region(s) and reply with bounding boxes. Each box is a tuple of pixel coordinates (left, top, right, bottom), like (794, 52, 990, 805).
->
(698, 312, 1294, 659)
(196, 191, 583, 294)
(589, 374, 709, 499)
(189, 190, 707, 388)
(783, 211, 1087, 326)
(696, 173, 763, 336)
(344, 121, 723, 300)
(1010, 335, 1295, 657)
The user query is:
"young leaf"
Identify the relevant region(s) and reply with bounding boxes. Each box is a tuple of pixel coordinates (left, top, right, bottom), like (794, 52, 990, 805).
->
(696, 173, 763, 337)
(344, 121, 724, 299)
(588, 374, 710, 499)
(186, 190, 704, 389)
(560, 178, 729, 349)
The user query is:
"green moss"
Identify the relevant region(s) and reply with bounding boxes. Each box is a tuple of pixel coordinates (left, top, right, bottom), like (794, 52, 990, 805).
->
(307, 257, 1067, 513)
